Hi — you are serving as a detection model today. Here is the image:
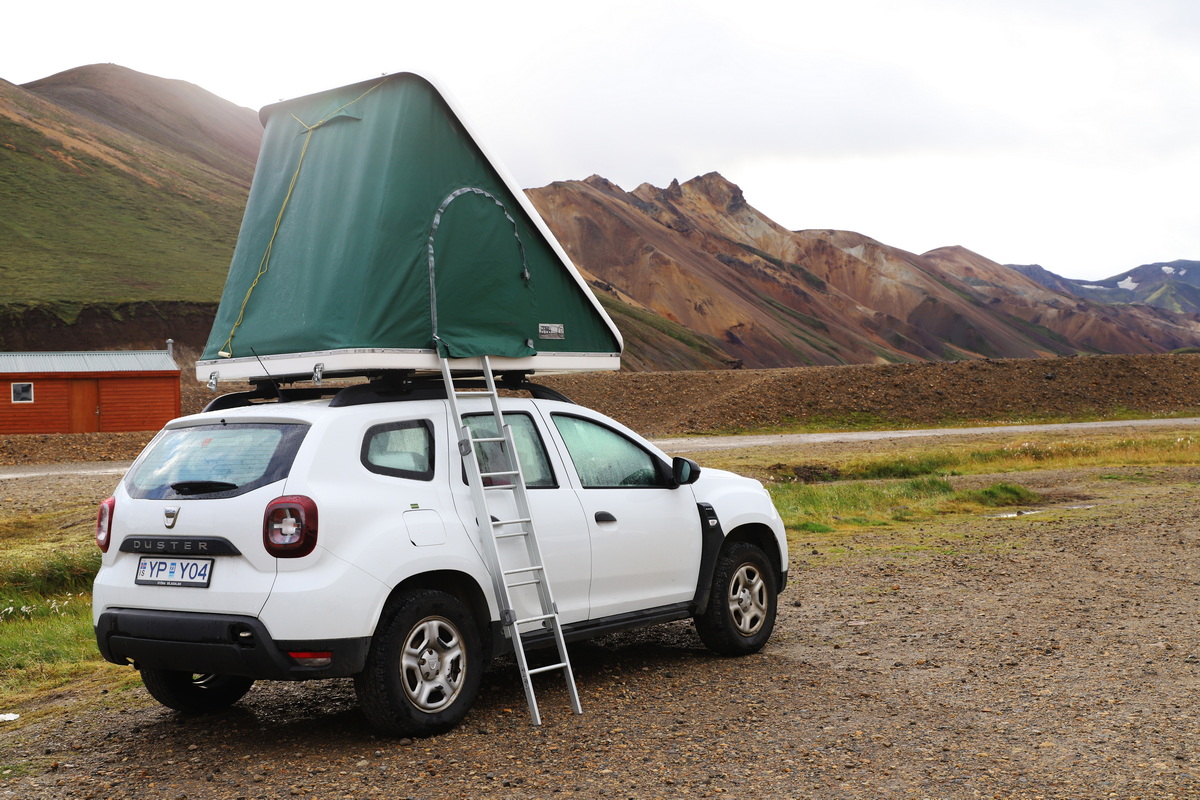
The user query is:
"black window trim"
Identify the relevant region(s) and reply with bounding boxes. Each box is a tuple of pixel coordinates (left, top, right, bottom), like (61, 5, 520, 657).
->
(460, 410, 559, 489)
(549, 411, 672, 489)
(361, 418, 436, 482)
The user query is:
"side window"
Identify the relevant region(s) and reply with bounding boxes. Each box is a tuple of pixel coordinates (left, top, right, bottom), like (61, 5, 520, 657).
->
(463, 413, 556, 488)
(362, 419, 435, 481)
(552, 414, 665, 488)
(11, 383, 33, 403)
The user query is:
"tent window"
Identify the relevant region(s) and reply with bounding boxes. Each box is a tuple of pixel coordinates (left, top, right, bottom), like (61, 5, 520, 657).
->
(11, 383, 33, 403)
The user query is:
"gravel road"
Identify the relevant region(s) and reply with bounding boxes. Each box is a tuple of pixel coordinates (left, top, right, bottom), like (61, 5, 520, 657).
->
(4, 441, 1200, 798)
(653, 416, 1200, 454)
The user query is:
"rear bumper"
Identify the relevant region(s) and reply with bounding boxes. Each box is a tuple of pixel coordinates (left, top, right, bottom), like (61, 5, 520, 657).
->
(95, 608, 369, 680)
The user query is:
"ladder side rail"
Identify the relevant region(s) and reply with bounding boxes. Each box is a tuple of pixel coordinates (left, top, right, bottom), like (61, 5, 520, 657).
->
(438, 355, 551, 724)
(438, 356, 510, 606)
(442, 354, 581, 721)
(481, 360, 583, 716)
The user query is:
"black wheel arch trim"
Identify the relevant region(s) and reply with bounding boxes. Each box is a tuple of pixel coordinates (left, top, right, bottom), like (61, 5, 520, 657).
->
(692, 502, 727, 615)
(692, 504, 788, 612)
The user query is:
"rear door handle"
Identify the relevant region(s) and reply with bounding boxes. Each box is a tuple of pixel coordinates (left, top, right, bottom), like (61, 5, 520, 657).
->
(595, 511, 617, 523)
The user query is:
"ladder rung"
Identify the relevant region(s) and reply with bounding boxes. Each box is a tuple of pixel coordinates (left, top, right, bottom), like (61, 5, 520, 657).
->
(481, 469, 519, 478)
(504, 564, 543, 575)
(495, 530, 531, 540)
(454, 390, 496, 399)
(527, 662, 569, 676)
(493, 517, 532, 527)
(506, 578, 542, 588)
(513, 613, 554, 625)
(471, 435, 505, 443)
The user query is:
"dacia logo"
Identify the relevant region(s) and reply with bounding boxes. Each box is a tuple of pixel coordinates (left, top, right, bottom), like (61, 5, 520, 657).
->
(164, 507, 180, 529)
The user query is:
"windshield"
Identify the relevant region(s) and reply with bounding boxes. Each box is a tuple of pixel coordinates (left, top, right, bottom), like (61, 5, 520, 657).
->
(125, 422, 309, 500)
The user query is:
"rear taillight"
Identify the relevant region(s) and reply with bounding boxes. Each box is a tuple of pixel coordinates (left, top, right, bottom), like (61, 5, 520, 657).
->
(264, 496, 319, 558)
(96, 497, 115, 552)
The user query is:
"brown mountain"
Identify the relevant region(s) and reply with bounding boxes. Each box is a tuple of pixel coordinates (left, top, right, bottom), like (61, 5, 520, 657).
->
(0, 65, 260, 306)
(528, 173, 1200, 367)
(21, 64, 261, 184)
(5, 63, 1200, 368)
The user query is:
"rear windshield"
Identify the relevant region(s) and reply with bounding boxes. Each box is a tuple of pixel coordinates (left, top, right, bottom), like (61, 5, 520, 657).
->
(125, 423, 309, 500)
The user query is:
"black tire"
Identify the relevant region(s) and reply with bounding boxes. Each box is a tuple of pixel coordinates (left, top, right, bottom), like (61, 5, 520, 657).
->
(354, 589, 483, 737)
(695, 542, 778, 656)
(139, 668, 254, 713)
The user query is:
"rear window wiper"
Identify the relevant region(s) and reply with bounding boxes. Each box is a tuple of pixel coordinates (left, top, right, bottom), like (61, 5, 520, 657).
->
(170, 480, 239, 495)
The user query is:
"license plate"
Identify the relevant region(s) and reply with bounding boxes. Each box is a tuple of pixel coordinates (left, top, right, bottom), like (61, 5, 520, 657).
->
(135, 556, 214, 588)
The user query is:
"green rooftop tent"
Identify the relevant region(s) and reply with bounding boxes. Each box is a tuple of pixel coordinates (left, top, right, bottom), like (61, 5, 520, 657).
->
(197, 72, 622, 383)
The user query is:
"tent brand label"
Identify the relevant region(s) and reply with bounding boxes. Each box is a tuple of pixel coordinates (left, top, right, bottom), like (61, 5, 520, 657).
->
(539, 323, 565, 340)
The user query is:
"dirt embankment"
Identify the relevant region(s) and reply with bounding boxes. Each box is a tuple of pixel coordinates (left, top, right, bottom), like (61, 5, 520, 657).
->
(4, 352, 1200, 466)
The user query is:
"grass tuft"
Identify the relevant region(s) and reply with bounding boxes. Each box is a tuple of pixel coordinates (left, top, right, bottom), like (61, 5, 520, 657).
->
(0, 550, 100, 596)
(770, 475, 1038, 534)
(958, 482, 1041, 507)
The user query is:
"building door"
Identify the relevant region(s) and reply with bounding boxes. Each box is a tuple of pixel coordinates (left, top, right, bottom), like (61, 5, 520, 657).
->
(69, 380, 100, 433)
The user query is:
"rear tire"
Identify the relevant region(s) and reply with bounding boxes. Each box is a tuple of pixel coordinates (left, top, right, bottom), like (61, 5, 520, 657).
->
(354, 589, 483, 737)
(695, 542, 778, 655)
(139, 669, 254, 713)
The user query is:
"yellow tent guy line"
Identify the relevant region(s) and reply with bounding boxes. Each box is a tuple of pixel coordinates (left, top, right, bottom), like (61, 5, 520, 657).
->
(218, 80, 388, 358)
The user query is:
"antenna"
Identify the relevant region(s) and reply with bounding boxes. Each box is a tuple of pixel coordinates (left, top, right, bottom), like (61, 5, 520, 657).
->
(249, 347, 285, 402)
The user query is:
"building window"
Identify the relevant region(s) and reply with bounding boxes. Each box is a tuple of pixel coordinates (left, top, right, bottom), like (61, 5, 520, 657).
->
(11, 383, 33, 403)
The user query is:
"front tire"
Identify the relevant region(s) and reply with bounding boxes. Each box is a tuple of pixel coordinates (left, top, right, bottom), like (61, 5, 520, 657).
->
(695, 542, 778, 655)
(354, 589, 483, 737)
(139, 669, 254, 713)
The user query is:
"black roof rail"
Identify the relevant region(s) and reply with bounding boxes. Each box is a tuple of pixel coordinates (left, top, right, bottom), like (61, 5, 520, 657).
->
(202, 371, 575, 411)
(202, 382, 344, 412)
(329, 371, 577, 407)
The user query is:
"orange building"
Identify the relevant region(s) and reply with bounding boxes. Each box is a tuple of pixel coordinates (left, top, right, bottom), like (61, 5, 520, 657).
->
(1, 350, 180, 435)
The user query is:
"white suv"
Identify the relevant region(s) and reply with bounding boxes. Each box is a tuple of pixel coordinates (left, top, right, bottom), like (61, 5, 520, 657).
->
(92, 376, 788, 736)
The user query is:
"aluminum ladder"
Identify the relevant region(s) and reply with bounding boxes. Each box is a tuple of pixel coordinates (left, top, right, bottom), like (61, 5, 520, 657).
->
(438, 354, 582, 725)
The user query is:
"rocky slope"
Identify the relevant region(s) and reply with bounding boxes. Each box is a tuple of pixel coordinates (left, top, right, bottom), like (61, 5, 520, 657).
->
(528, 174, 1200, 368)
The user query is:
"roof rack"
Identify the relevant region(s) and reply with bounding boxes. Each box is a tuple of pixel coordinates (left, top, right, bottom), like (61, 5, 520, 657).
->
(201, 370, 575, 412)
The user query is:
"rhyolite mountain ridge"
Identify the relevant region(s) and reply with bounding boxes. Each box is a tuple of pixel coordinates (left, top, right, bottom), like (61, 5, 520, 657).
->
(3, 63, 1199, 370)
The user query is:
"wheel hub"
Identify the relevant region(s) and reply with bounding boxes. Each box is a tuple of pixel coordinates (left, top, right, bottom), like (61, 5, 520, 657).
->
(736, 587, 754, 613)
(417, 647, 442, 680)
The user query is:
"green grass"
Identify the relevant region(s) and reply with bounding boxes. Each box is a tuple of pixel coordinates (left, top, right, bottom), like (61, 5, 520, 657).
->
(0, 505, 108, 704)
(0, 116, 245, 303)
(707, 430, 1200, 485)
(768, 474, 1015, 533)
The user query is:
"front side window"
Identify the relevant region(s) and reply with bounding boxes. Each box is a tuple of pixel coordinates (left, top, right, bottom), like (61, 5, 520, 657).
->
(11, 383, 33, 403)
(463, 413, 556, 488)
(126, 423, 309, 500)
(552, 414, 665, 488)
(362, 419, 435, 480)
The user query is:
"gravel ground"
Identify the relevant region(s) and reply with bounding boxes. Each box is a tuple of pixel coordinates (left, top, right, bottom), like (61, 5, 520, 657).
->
(3, 455, 1200, 798)
(5, 354, 1200, 797)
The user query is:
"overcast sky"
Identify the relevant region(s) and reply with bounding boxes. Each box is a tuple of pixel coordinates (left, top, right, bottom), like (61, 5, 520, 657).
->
(5, 0, 1198, 280)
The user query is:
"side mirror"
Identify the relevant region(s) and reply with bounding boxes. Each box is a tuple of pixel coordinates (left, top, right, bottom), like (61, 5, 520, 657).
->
(672, 456, 701, 487)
